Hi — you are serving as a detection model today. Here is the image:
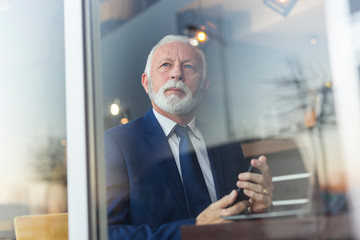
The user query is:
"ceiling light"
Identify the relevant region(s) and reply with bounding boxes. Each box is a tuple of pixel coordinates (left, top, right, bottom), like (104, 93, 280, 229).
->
(110, 103, 120, 116)
(197, 31, 207, 42)
(183, 25, 209, 45)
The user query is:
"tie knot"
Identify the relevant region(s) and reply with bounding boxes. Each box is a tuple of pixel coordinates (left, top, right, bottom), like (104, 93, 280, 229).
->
(175, 125, 189, 139)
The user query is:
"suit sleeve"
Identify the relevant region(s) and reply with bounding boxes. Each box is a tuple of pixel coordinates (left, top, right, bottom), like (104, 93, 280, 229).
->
(108, 219, 194, 240)
(105, 130, 194, 240)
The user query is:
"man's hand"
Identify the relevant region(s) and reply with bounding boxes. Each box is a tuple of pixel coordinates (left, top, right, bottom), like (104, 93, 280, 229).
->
(236, 155, 273, 213)
(195, 190, 249, 225)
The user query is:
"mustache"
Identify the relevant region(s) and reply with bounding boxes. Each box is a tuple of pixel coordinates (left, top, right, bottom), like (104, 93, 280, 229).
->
(161, 80, 190, 93)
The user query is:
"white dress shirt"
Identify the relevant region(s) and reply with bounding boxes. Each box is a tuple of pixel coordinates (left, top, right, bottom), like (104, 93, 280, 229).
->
(153, 109, 217, 203)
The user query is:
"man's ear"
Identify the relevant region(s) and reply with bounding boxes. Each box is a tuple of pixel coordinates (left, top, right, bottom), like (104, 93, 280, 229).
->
(200, 77, 210, 94)
(203, 77, 210, 91)
(197, 77, 210, 99)
(141, 73, 149, 94)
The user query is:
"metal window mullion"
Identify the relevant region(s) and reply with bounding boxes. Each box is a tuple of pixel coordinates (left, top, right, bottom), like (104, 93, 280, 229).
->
(64, 0, 90, 239)
(83, 0, 108, 238)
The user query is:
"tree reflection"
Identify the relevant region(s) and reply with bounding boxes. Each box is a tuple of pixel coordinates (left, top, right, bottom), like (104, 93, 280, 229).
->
(268, 56, 346, 215)
(32, 137, 67, 213)
(267, 57, 336, 132)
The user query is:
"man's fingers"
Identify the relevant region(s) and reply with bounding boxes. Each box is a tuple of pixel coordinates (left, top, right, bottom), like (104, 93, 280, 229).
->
(237, 180, 264, 193)
(213, 190, 237, 209)
(196, 190, 247, 225)
(222, 200, 249, 216)
(244, 189, 272, 208)
(258, 155, 267, 163)
(251, 156, 269, 175)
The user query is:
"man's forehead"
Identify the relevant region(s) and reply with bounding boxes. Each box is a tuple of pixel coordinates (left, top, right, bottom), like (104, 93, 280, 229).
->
(154, 41, 202, 62)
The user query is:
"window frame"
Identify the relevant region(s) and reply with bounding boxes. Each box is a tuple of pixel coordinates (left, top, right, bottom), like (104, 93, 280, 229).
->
(64, 0, 107, 239)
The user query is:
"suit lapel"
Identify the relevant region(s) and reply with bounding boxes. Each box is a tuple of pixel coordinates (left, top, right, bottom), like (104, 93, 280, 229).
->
(198, 123, 226, 200)
(142, 109, 189, 216)
(207, 147, 226, 200)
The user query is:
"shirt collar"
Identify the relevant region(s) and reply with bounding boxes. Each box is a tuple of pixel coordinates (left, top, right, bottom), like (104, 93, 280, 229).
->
(152, 108, 200, 139)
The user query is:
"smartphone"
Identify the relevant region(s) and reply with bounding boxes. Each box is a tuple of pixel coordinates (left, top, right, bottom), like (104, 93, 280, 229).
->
(235, 165, 261, 202)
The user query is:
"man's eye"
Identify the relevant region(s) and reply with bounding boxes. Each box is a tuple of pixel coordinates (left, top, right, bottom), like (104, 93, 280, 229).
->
(184, 65, 193, 69)
(161, 63, 169, 67)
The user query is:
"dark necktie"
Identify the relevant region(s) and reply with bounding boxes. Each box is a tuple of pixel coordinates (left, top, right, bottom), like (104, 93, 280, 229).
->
(175, 125, 211, 218)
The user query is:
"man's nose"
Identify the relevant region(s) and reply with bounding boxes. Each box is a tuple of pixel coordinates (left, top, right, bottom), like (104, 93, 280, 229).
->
(170, 64, 183, 81)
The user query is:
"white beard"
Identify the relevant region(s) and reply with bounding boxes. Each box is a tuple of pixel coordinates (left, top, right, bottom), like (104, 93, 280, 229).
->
(148, 79, 201, 114)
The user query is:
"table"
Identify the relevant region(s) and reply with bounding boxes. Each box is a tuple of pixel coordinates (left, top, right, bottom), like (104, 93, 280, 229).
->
(181, 214, 354, 240)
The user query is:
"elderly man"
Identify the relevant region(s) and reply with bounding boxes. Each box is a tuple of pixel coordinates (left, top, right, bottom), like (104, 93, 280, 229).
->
(105, 35, 273, 240)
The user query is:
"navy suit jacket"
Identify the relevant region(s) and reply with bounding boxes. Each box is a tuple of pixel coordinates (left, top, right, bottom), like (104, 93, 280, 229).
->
(105, 109, 248, 240)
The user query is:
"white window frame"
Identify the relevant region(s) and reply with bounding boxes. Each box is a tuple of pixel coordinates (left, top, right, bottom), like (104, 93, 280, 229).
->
(64, 0, 107, 239)
(325, 0, 360, 238)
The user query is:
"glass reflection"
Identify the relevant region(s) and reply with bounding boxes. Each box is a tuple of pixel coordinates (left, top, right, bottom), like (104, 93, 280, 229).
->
(101, 0, 348, 239)
(0, 0, 67, 238)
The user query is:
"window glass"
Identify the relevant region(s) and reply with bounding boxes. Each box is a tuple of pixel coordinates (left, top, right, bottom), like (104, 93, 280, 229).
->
(100, 0, 348, 238)
(0, 0, 67, 238)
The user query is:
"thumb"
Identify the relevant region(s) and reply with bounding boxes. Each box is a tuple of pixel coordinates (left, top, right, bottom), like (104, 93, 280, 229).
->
(214, 190, 237, 208)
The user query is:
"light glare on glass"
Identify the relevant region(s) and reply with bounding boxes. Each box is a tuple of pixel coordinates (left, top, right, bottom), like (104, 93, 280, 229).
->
(310, 38, 317, 45)
(189, 39, 199, 46)
(197, 31, 207, 42)
(61, 139, 67, 146)
(121, 117, 129, 125)
(111, 103, 120, 116)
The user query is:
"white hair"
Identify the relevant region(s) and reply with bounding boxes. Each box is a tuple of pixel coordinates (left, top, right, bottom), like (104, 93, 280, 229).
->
(144, 35, 207, 81)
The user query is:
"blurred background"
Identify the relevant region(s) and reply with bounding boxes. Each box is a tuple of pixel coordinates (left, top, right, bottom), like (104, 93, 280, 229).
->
(2, 0, 360, 239)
